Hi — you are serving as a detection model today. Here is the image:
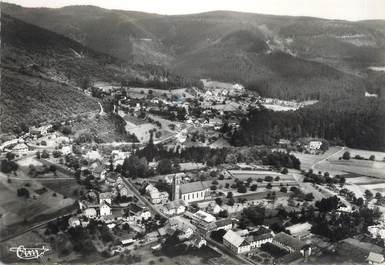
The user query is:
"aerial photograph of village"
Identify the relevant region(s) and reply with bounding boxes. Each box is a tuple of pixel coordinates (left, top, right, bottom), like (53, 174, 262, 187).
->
(0, 0, 385, 264)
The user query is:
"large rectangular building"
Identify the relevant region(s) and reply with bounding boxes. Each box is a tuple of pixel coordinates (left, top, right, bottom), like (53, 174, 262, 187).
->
(173, 176, 210, 204)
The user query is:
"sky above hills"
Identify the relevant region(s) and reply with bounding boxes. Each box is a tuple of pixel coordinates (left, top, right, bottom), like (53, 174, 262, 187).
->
(4, 0, 385, 21)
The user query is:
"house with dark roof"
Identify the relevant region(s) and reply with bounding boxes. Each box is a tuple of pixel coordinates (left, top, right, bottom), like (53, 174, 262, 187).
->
(247, 226, 274, 248)
(223, 230, 251, 254)
(215, 219, 233, 231)
(272, 232, 311, 256)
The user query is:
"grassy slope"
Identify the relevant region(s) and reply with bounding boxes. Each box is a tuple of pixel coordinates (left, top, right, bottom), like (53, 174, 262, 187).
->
(0, 68, 99, 132)
(0, 14, 106, 132)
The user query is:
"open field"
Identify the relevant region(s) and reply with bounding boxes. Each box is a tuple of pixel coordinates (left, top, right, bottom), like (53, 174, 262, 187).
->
(316, 158, 385, 178)
(126, 123, 173, 143)
(294, 147, 385, 179)
(292, 146, 344, 170)
(0, 229, 50, 263)
(262, 104, 298, 111)
(346, 148, 385, 161)
(41, 179, 82, 199)
(0, 167, 75, 239)
(72, 114, 134, 142)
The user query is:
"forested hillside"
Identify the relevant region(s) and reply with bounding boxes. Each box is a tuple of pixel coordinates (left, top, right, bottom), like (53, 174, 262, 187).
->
(2, 3, 385, 100)
(0, 14, 199, 132)
(231, 99, 385, 151)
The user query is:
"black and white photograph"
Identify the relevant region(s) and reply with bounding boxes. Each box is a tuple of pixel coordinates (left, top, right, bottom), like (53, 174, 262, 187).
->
(0, 0, 385, 264)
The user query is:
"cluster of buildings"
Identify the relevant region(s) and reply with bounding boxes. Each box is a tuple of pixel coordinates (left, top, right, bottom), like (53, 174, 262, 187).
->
(145, 184, 169, 204)
(223, 228, 311, 257)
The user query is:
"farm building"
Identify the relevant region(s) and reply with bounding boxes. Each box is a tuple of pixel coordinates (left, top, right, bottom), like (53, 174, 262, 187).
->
(223, 230, 251, 254)
(272, 232, 311, 256)
(286, 222, 312, 239)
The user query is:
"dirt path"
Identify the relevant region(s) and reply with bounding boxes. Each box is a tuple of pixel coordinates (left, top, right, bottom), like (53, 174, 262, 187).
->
(311, 146, 346, 171)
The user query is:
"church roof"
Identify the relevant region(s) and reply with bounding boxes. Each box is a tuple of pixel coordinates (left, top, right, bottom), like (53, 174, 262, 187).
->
(180, 181, 209, 194)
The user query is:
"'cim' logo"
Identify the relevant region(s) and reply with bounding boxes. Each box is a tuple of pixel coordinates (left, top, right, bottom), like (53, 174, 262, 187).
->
(9, 245, 50, 260)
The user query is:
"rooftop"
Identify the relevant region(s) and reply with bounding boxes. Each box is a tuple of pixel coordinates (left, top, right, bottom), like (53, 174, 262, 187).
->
(223, 230, 249, 248)
(99, 192, 113, 200)
(215, 219, 232, 228)
(367, 252, 384, 263)
(180, 181, 209, 194)
(286, 222, 312, 235)
(247, 232, 273, 243)
(194, 210, 216, 223)
(165, 199, 186, 210)
(274, 232, 307, 250)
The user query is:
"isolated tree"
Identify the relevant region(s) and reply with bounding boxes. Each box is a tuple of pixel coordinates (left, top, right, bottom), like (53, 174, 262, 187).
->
(342, 151, 351, 160)
(218, 210, 229, 218)
(41, 150, 50, 159)
(17, 188, 30, 198)
(227, 198, 235, 206)
(250, 184, 258, 191)
(215, 198, 223, 206)
(369, 155, 375, 161)
(49, 165, 57, 175)
(237, 185, 247, 193)
(365, 190, 374, 202)
(6, 152, 16, 161)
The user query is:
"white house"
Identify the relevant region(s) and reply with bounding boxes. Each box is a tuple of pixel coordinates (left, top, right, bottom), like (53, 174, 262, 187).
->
(365, 92, 378, 98)
(100, 202, 111, 216)
(368, 225, 385, 239)
(367, 252, 385, 265)
(12, 143, 29, 155)
(99, 192, 113, 216)
(309, 141, 322, 150)
(68, 216, 81, 228)
(223, 230, 251, 254)
(84, 208, 97, 219)
(61, 145, 72, 155)
(194, 210, 216, 223)
(146, 184, 169, 204)
(163, 199, 187, 216)
(286, 222, 312, 239)
(178, 226, 194, 240)
(84, 150, 102, 162)
(208, 203, 223, 215)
